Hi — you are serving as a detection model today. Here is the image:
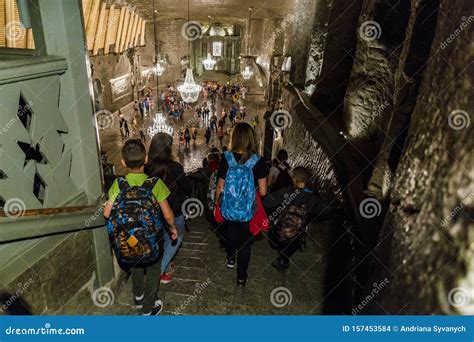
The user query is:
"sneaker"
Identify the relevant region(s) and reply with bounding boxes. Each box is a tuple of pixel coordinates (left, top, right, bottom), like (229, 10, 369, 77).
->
(142, 300, 163, 316)
(227, 258, 235, 269)
(160, 273, 173, 284)
(134, 294, 144, 309)
(237, 278, 247, 287)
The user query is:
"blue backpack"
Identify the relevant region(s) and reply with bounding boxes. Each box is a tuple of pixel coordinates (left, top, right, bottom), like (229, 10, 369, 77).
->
(220, 152, 260, 222)
(106, 177, 164, 267)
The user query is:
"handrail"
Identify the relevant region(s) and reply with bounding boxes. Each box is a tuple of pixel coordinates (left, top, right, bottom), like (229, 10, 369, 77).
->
(0, 205, 96, 218)
(0, 204, 106, 244)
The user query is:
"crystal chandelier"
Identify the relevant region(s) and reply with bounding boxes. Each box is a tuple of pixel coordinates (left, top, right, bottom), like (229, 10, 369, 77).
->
(178, 0, 202, 103)
(147, 112, 173, 138)
(154, 61, 164, 76)
(178, 68, 202, 103)
(202, 52, 216, 70)
(241, 65, 253, 79)
(240, 7, 255, 80)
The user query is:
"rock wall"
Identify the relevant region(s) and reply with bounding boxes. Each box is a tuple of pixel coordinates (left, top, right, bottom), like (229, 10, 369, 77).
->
(368, 0, 473, 314)
(1, 230, 95, 314)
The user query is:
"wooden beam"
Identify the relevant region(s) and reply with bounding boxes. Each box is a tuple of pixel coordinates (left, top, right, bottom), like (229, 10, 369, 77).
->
(82, 0, 91, 29)
(129, 13, 139, 48)
(114, 6, 125, 53)
(119, 8, 130, 52)
(5, 0, 15, 48)
(139, 19, 146, 46)
(133, 18, 142, 47)
(103, 4, 115, 54)
(128, 13, 139, 47)
(26, 28, 34, 49)
(0, 0, 6, 47)
(123, 10, 134, 51)
(92, 2, 107, 55)
(85, 0, 100, 50)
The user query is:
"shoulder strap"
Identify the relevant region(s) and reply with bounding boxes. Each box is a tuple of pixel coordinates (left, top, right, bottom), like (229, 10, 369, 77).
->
(224, 151, 237, 167)
(244, 154, 260, 169)
(117, 177, 129, 192)
(142, 177, 159, 191)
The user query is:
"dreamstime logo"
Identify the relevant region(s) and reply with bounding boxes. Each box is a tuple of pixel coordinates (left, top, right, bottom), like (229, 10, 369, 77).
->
(270, 110, 292, 130)
(440, 15, 474, 49)
(267, 189, 300, 223)
(181, 198, 204, 219)
(5, 21, 25, 42)
(359, 198, 382, 219)
(270, 287, 292, 308)
(95, 110, 115, 130)
(181, 21, 203, 41)
(3, 198, 26, 218)
(440, 192, 473, 227)
(448, 287, 470, 308)
(172, 278, 212, 315)
(359, 21, 382, 42)
(448, 109, 470, 130)
(352, 278, 390, 315)
(1, 278, 34, 313)
(92, 287, 114, 308)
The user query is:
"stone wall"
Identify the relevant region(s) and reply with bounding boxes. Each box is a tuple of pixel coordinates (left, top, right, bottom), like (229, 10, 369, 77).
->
(1, 230, 95, 314)
(367, 0, 473, 314)
(89, 25, 155, 113)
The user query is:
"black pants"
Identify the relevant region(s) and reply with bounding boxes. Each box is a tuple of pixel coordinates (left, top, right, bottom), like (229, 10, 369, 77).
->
(226, 221, 253, 280)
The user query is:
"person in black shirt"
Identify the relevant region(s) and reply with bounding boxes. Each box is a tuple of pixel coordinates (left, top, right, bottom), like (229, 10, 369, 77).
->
(264, 166, 336, 271)
(146, 133, 193, 284)
(215, 122, 269, 286)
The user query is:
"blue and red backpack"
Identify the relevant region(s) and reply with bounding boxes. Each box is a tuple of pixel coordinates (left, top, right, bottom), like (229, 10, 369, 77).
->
(106, 177, 164, 267)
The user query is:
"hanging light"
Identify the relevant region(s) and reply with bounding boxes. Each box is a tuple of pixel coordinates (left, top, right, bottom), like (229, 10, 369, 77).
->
(202, 52, 216, 70)
(148, 112, 173, 138)
(178, 68, 202, 103)
(240, 7, 255, 80)
(178, 0, 202, 103)
(154, 61, 164, 76)
(281, 56, 292, 72)
(241, 65, 254, 79)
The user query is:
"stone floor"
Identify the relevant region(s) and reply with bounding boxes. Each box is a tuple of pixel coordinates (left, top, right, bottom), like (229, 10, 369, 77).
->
(64, 215, 329, 315)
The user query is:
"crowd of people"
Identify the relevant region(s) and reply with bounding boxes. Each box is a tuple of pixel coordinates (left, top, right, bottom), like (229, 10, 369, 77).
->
(104, 120, 338, 316)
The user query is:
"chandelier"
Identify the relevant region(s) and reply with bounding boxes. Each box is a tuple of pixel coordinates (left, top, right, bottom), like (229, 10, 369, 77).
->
(147, 112, 173, 138)
(154, 61, 164, 76)
(178, 68, 202, 103)
(241, 65, 253, 79)
(202, 52, 216, 70)
(240, 7, 255, 80)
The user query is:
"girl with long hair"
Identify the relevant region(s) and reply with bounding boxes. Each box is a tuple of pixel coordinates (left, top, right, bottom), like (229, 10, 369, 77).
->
(214, 122, 268, 286)
(145, 133, 192, 284)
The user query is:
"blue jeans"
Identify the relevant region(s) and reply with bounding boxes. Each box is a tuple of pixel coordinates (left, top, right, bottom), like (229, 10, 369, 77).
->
(161, 215, 185, 273)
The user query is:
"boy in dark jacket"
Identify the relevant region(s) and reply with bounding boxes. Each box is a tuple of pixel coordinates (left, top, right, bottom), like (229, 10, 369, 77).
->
(263, 166, 335, 271)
